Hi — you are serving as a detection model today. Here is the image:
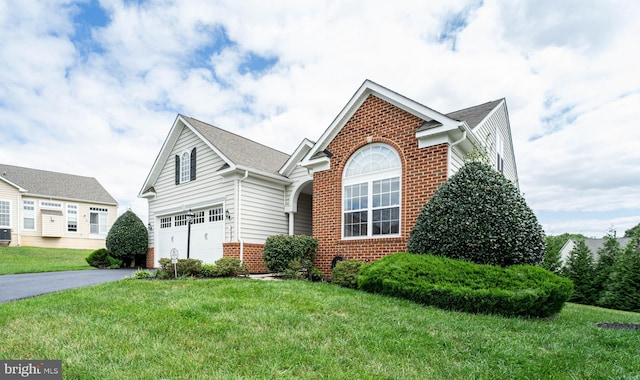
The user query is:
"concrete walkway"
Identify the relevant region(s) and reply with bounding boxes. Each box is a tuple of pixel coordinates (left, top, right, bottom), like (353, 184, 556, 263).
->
(0, 269, 137, 304)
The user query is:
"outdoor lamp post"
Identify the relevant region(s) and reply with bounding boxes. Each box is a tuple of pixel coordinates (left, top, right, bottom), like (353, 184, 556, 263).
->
(186, 209, 195, 259)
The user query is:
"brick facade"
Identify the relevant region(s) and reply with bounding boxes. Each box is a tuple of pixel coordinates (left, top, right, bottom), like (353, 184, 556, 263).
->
(313, 95, 449, 276)
(223, 242, 268, 273)
(146, 247, 155, 269)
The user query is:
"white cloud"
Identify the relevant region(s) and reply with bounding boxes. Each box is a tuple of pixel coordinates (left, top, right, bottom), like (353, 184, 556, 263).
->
(0, 0, 638, 237)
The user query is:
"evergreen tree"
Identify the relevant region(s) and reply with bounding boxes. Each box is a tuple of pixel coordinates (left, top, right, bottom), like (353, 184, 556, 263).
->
(542, 233, 586, 273)
(106, 209, 149, 267)
(599, 232, 640, 312)
(561, 239, 596, 305)
(624, 223, 640, 238)
(593, 234, 621, 304)
(407, 161, 545, 267)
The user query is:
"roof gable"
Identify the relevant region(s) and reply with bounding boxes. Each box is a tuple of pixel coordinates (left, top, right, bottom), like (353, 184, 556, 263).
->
(0, 164, 117, 205)
(301, 80, 462, 166)
(140, 115, 291, 196)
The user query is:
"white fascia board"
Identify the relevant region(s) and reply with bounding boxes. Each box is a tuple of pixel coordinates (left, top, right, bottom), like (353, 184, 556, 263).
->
(279, 138, 314, 176)
(303, 79, 459, 162)
(219, 166, 292, 186)
(0, 176, 27, 192)
(298, 156, 331, 173)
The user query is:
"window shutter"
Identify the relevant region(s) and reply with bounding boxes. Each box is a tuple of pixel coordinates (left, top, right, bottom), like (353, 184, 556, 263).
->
(190, 147, 196, 181)
(175, 155, 180, 185)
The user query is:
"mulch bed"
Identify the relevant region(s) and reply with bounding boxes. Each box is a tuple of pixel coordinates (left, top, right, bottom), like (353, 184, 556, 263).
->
(595, 322, 640, 330)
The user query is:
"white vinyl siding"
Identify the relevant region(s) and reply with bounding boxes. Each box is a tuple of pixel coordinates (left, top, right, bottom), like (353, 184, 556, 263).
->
(472, 101, 517, 183)
(293, 193, 312, 236)
(240, 179, 288, 242)
(148, 127, 235, 247)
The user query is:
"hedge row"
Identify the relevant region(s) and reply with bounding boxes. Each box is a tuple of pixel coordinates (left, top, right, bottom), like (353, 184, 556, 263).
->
(358, 253, 573, 318)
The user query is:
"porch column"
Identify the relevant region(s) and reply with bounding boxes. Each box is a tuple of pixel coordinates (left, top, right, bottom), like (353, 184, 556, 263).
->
(288, 211, 295, 235)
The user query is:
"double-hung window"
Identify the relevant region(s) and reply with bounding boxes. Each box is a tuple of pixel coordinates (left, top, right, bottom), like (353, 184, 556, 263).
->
(67, 204, 78, 232)
(23, 200, 35, 230)
(0, 200, 10, 227)
(343, 143, 401, 238)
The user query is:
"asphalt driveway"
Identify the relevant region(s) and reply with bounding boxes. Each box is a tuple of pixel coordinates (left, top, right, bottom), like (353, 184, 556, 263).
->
(0, 269, 138, 303)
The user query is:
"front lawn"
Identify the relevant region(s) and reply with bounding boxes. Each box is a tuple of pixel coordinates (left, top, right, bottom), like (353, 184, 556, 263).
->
(0, 246, 94, 275)
(0, 278, 638, 379)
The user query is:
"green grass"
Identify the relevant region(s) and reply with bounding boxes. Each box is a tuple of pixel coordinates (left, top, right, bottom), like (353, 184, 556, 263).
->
(0, 246, 94, 274)
(0, 279, 638, 379)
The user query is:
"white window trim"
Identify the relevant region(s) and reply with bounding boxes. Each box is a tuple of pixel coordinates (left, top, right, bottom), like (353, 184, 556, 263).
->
(180, 151, 191, 184)
(89, 207, 109, 235)
(342, 143, 402, 240)
(0, 199, 11, 228)
(40, 200, 62, 209)
(22, 200, 36, 231)
(67, 204, 78, 233)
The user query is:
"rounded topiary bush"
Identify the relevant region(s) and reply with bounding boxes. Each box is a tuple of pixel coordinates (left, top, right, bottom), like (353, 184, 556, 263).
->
(358, 253, 573, 318)
(407, 161, 545, 267)
(332, 259, 364, 289)
(106, 210, 148, 266)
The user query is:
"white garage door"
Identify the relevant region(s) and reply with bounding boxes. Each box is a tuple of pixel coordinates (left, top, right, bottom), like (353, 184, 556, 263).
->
(157, 207, 225, 264)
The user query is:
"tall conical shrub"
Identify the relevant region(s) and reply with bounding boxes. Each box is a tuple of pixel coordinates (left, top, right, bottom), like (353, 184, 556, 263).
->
(407, 161, 545, 267)
(106, 209, 148, 266)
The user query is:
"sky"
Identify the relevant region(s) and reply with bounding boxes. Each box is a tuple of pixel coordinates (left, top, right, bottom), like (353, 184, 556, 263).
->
(1, 0, 639, 238)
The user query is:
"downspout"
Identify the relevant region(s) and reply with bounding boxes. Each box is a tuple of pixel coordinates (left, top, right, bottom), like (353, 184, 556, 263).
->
(238, 170, 249, 263)
(451, 129, 467, 148)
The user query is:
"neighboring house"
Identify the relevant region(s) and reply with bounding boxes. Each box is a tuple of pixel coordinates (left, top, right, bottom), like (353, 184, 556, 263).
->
(0, 164, 118, 249)
(559, 237, 632, 265)
(139, 79, 518, 275)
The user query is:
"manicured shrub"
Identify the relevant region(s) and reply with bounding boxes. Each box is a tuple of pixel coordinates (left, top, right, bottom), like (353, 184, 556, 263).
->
(332, 260, 364, 289)
(86, 248, 109, 268)
(263, 235, 318, 275)
(358, 253, 573, 318)
(106, 210, 148, 265)
(107, 256, 123, 269)
(200, 264, 217, 278)
(158, 258, 202, 278)
(211, 257, 249, 277)
(407, 161, 545, 267)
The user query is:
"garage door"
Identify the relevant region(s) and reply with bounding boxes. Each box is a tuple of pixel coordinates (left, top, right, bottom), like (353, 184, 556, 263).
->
(157, 207, 225, 264)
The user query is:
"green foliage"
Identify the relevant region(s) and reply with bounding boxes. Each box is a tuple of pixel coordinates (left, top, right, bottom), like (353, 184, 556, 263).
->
(210, 257, 249, 277)
(407, 161, 545, 267)
(200, 264, 217, 278)
(542, 233, 586, 273)
(106, 210, 148, 264)
(158, 258, 202, 278)
(358, 253, 573, 318)
(262, 235, 318, 275)
(598, 232, 640, 312)
(560, 240, 596, 305)
(131, 268, 152, 279)
(107, 255, 123, 269)
(331, 260, 364, 289)
(624, 223, 640, 238)
(283, 259, 307, 280)
(85, 248, 110, 268)
(309, 267, 324, 282)
(593, 234, 621, 303)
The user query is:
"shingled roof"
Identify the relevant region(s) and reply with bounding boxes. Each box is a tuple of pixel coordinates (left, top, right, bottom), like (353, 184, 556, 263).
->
(0, 163, 117, 205)
(417, 99, 503, 132)
(182, 115, 290, 175)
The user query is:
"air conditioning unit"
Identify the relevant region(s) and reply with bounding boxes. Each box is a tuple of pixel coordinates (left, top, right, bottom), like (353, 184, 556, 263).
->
(0, 228, 11, 242)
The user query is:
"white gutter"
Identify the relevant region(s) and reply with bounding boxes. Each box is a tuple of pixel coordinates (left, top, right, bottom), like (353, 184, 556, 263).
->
(451, 129, 467, 148)
(237, 170, 249, 262)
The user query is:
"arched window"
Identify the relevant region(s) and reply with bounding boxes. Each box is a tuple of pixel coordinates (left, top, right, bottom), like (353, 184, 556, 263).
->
(180, 151, 190, 183)
(343, 143, 401, 238)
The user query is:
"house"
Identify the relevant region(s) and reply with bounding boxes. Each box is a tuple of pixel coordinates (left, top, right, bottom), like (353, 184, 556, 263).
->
(559, 237, 632, 265)
(139, 80, 518, 275)
(0, 164, 118, 249)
